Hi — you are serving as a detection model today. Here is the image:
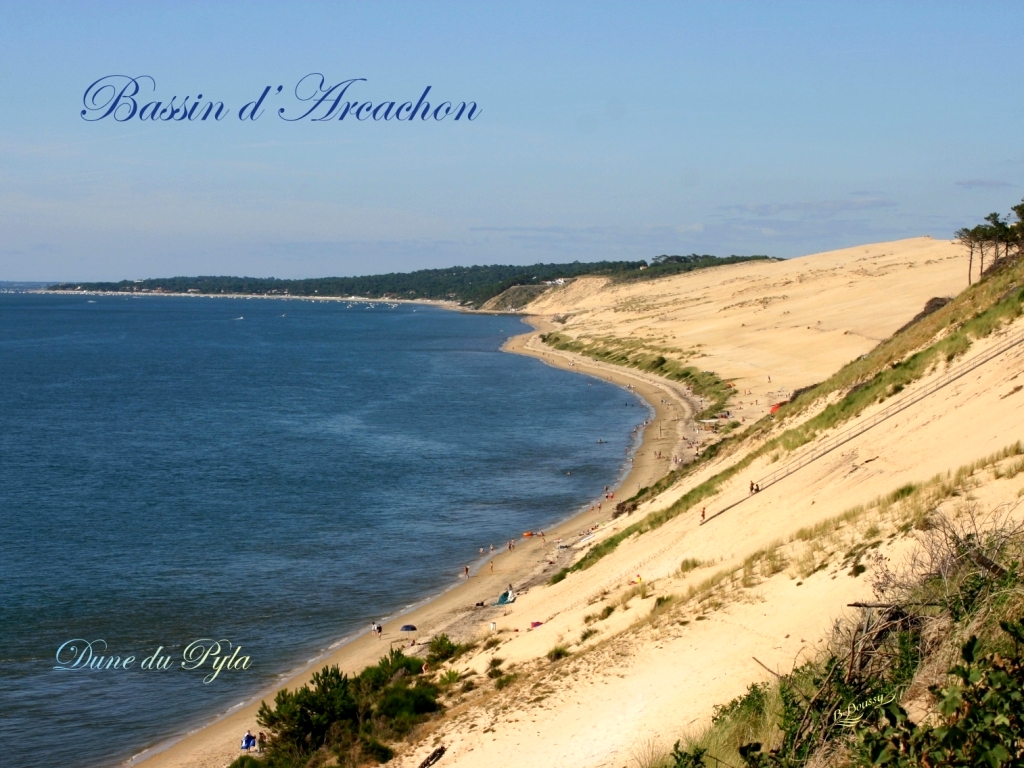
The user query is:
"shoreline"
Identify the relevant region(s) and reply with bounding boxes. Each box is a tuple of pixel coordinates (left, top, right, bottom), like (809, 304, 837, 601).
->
(129, 314, 699, 768)
(33, 288, 466, 310)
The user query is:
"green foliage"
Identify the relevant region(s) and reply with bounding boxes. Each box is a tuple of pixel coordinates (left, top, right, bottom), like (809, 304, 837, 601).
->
(257, 665, 357, 757)
(540, 331, 734, 420)
(48, 255, 770, 309)
(712, 683, 770, 726)
(255, 649, 436, 767)
(426, 634, 458, 665)
(228, 758, 264, 768)
(549, 567, 568, 584)
(438, 669, 461, 687)
(854, 625, 1024, 767)
(375, 681, 440, 733)
(669, 741, 707, 768)
(486, 657, 504, 679)
(495, 673, 518, 689)
(549, 255, 1024, 578)
(888, 483, 918, 503)
(359, 736, 395, 763)
(547, 645, 570, 662)
(616, 253, 773, 284)
(580, 628, 598, 642)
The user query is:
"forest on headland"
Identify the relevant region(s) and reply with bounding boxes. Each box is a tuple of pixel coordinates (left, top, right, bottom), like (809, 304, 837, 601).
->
(45, 254, 771, 308)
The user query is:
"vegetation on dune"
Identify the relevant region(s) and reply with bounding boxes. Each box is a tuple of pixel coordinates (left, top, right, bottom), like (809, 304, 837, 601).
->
(229, 648, 437, 768)
(612, 253, 773, 283)
(231, 204, 1024, 765)
(664, 498, 1024, 768)
(46, 254, 770, 309)
(539, 331, 734, 420)
(954, 198, 1024, 284)
(551, 203, 1024, 581)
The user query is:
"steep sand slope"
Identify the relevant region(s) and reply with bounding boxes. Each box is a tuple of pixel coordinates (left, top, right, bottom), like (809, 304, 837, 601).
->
(529, 237, 965, 424)
(138, 237, 985, 768)
(391, 239, 1024, 768)
(397, 321, 1024, 768)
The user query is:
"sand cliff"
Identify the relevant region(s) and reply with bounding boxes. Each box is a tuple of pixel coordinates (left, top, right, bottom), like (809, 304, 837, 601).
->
(141, 236, 1024, 768)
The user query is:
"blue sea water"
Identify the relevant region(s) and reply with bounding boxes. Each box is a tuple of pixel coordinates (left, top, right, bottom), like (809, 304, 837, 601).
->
(0, 293, 646, 768)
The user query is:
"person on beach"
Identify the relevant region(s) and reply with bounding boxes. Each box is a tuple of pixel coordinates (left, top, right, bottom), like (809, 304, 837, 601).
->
(463, 565, 470, 578)
(750, 480, 755, 495)
(489, 561, 494, 572)
(241, 731, 256, 752)
(257, 732, 266, 753)
(489, 544, 494, 553)
(701, 507, 706, 522)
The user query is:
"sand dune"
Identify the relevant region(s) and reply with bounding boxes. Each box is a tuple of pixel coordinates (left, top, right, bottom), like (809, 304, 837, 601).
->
(530, 237, 965, 415)
(141, 236, 1024, 768)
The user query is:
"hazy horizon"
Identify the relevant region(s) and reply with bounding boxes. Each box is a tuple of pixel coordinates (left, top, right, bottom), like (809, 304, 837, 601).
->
(2, 2, 1022, 281)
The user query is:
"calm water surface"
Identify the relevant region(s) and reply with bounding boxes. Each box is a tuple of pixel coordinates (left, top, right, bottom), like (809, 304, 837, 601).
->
(0, 293, 646, 768)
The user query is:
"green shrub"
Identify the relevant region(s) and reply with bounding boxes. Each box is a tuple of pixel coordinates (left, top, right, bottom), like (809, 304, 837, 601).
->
(580, 628, 598, 642)
(495, 673, 517, 690)
(438, 669, 460, 687)
(854, 626, 1024, 767)
(426, 633, 458, 664)
(547, 645, 570, 662)
(359, 735, 395, 763)
(255, 648, 436, 766)
(486, 657, 504, 679)
(375, 682, 440, 721)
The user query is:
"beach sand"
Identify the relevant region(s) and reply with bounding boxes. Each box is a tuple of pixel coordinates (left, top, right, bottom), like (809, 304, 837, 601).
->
(130, 319, 695, 768)
(136, 235, 1009, 768)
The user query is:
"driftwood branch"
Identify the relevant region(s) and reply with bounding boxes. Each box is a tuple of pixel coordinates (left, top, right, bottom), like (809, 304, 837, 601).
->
(967, 549, 1009, 578)
(752, 656, 782, 678)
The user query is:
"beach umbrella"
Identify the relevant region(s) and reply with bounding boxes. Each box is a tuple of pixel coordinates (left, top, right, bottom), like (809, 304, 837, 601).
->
(400, 624, 417, 632)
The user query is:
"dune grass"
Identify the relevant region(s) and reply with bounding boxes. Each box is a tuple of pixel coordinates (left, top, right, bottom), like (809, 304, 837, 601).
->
(550, 261, 1024, 577)
(540, 331, 734, 420)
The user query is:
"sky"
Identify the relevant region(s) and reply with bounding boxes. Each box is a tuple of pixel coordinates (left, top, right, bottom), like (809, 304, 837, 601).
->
(1, 1, 1022, 281)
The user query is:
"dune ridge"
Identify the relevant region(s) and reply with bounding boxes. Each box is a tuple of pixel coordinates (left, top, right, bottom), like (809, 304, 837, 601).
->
(140, 236, 1024, 768)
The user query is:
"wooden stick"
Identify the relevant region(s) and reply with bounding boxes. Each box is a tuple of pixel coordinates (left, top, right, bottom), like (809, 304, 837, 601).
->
(752, 656, 782, 678)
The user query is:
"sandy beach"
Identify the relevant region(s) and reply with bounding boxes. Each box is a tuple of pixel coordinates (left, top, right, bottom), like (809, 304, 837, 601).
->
(133, 235, 1024, 768)
(130, 314, 694, 768)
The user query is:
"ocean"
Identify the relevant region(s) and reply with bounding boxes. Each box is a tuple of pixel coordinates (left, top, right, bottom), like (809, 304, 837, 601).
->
(0, 293, 647, 768)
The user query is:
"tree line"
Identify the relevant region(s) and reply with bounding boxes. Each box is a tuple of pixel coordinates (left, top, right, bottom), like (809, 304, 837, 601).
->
(47, 254, 770, 308)
(955, 198, 1024, 284)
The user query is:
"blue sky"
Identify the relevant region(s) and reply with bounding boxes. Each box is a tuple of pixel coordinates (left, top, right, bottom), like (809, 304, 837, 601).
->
(1, 1, 1022, 281)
